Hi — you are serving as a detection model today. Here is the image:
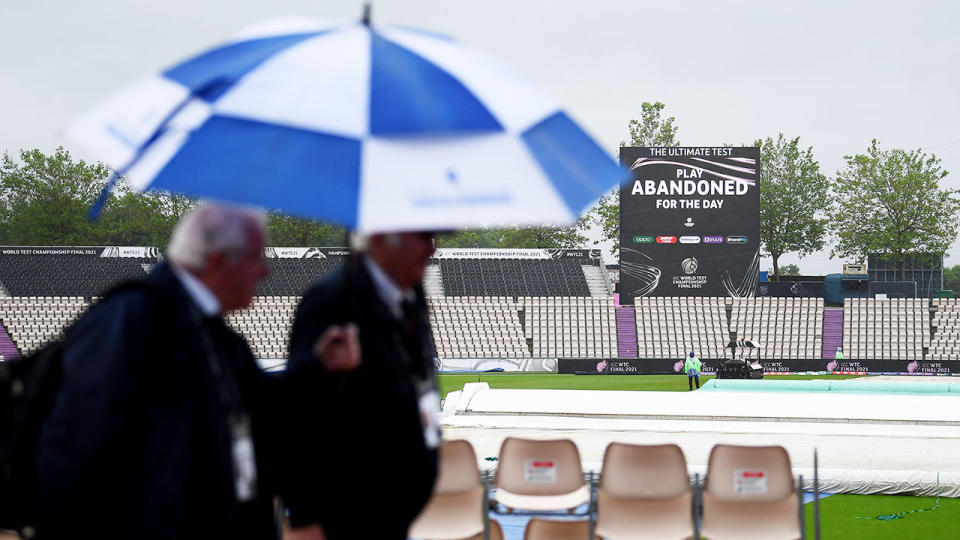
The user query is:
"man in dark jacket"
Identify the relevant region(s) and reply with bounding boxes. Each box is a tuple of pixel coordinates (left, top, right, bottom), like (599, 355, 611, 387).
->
(35, 203, 356, 540)
(285, 231, 440, 540)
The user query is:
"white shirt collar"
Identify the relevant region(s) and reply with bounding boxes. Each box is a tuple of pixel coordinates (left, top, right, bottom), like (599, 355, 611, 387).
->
(171, 263, 221, 317)
(363, 256, 413, 319)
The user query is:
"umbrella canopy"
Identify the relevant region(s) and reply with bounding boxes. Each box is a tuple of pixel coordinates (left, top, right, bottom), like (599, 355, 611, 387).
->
(68, 17, 626, 233)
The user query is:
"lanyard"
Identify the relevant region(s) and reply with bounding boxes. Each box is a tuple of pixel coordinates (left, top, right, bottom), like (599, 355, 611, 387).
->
(186, 304, 259, 501)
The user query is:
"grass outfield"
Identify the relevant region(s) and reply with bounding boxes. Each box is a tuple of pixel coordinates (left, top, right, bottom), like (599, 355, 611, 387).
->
(436, 373, 861, 398)
(805, 494, 960, 539)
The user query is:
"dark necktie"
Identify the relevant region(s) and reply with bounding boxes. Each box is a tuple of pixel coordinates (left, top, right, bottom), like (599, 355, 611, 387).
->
(399, 297, 424, 373)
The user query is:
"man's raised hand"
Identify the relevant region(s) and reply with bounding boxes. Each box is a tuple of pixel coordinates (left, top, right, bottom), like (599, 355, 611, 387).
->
(312, 323, 361, 372)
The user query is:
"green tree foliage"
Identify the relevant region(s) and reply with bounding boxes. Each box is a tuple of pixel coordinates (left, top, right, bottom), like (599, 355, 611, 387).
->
(778, 263, 801, 276)
(267, 212, 346, 246)
(0, 147, 112, 245)
(436, 217, 589, 249)
(591, 101, 680, 256)
(832, 140, 960, 281)
(98, 189, 181, 246)
(0, 148, 201, 247)
(944, 264, 960, 293)
(757, 134, 831, 281)
(498, 221, 588, 248)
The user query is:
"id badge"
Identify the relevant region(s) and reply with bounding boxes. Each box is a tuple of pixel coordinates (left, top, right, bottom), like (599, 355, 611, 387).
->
(416, 382, 442, 449)
(229, 414, 259, 502)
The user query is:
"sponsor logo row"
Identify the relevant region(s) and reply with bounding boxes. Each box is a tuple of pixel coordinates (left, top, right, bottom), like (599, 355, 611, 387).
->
(632, 235, 748, 245)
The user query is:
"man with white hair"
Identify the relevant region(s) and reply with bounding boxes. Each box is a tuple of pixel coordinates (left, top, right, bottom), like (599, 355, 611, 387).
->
(35, 202, 356, 540)
(285, 231, 440, 540)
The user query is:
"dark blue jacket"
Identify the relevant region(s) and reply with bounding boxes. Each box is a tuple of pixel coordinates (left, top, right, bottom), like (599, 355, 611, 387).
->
(35, 262, 281, 540)
(284, 258, 438, 539)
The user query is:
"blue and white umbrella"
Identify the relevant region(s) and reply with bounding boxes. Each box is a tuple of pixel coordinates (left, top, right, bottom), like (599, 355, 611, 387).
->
(68, 17, 625, 233)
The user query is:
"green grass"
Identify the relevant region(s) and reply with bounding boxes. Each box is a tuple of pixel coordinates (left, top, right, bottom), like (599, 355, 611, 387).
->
(436, 373, 860, 398)
(805, 494, 960, 539)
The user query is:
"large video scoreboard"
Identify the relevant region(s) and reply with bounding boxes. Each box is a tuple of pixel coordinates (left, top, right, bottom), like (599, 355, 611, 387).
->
(619, 147, 760, 303)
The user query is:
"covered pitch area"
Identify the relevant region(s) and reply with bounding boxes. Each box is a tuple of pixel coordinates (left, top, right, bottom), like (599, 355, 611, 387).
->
(436, 373, 959, 538)
(440, 374, 959, 497)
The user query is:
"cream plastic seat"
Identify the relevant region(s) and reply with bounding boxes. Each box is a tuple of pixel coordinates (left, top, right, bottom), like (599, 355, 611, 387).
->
(595, 443, 693, 540)
(453, 519, 504, 540)
(700, 444, 800, 540)
(409, 440, 485, 540)
(493, 438, 590, 512)
(523, 518, 590, 540)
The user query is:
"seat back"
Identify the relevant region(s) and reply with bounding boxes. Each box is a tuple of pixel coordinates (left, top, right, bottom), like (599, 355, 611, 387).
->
(599, 442, 689, 499)
(435, 439, 481, 495)
(408, 440, 485, 540)
(705, 444, 794, 501)
(495, 438, 584, 497)
(486, 519, 505, 540)
(596, 443, 694, 540)
(701, 444, 800, 539)
(523, 518, 590, 540)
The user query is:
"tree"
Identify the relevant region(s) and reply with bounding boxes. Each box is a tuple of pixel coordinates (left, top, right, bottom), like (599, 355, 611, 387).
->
(498, 220, 588, 248)
(0, 147, 112, 245)
(436, 218, 589, 249)
(832, 140, 960, 281)
(779, 264, 801, 277)
(98, 188, 180, 246)
(590, 101, 679, 256)
(434, 229, 502, 248)
(757, 134, 831, 281)
(267, 212, 346, 246)
(943, 264, 960, 293)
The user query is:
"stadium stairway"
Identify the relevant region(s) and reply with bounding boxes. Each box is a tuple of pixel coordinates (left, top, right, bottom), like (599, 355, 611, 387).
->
(822, 308, 843, 359)
(615, 306, 638, 358)
(423, 264, 444, 297)
(0, 323, 21, 361)
(581, 265, 610, 297)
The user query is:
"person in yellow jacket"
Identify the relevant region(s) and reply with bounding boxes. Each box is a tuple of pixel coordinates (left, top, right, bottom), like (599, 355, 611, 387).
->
(684, 351, 702, 390)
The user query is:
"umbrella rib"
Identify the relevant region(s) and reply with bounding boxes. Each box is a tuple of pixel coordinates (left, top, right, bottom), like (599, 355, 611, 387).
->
(89, 83, 221, 218)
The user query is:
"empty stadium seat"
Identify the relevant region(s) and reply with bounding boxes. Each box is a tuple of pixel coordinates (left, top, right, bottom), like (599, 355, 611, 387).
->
(437, 258, 593, 298)
(930, 298, 959, 360)
(428, 297, 529, 359)
(493, 438, 590, 512)
(700, 445, 800, 540)
(468, 519, 505, 540)
(408, 440, 485, 540)
(842, 298, 928, 360)
(522, 297, 617, 359)
(522, 518, 590, 540)
(0, 253, 153, 296)
(634, 297, 824, 360)
(256, 256, 345, 296)
(224, 296, 299, 359)
(0, 296, 89, 355)
(595, 443, 693, 540)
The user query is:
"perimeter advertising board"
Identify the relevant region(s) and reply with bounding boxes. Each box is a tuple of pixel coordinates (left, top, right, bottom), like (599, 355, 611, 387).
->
(558, 358, 960, 375)
(619, 147, 760, 303)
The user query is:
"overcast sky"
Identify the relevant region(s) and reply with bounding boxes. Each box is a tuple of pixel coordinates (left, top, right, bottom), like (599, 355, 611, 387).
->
(2, 0, 959, 273)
